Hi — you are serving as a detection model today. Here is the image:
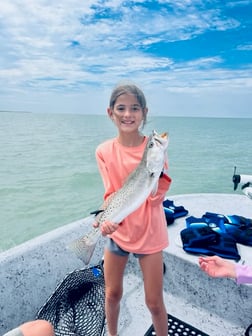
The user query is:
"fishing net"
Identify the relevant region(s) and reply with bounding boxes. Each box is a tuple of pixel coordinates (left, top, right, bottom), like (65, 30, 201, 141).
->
(37, 264, 105, 336)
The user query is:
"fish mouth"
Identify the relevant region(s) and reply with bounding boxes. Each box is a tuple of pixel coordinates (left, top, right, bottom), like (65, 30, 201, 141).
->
(153, 131, 168, 144)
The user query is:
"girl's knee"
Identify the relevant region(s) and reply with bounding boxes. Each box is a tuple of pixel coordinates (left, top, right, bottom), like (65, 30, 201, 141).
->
(106, 287, 123, 303)
(145, 298, 165, 315)
(147, 303, 161, 315)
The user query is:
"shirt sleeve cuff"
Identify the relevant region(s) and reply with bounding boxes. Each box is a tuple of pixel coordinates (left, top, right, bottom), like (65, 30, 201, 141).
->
(235, 264, 252, 284)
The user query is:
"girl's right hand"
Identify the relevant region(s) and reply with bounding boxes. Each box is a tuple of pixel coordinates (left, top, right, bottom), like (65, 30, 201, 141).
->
(100, 220, 119, 236)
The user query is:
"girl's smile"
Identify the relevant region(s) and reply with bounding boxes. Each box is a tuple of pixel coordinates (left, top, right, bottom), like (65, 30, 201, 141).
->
(108, 93, 146, 132)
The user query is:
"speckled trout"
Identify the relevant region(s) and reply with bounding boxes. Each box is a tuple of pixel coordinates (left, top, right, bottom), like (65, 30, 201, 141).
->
(69, 130, 169, 264)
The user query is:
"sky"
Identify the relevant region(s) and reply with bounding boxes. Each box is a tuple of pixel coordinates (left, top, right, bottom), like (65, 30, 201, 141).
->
(0, 0, 252, 117)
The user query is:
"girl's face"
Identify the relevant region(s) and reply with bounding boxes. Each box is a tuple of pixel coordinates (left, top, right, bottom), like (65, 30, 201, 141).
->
(108, 93, 147, 133)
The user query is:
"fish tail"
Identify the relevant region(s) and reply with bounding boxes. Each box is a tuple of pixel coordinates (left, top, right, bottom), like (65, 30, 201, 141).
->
(68, 227, 101, 265)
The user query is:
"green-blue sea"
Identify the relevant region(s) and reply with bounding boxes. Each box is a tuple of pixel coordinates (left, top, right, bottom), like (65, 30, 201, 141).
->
(1, 112, 251, 252)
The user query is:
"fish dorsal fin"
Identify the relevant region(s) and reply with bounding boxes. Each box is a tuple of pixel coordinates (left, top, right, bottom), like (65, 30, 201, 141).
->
(92, 192, 117, 221)
(90, 209, 104, 216)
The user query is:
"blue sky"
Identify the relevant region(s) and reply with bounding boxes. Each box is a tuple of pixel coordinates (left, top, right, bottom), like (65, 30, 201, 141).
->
(0, 0, 252, 117)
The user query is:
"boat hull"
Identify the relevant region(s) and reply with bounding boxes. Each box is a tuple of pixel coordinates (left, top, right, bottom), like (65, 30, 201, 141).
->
(0, 194, 251, 335)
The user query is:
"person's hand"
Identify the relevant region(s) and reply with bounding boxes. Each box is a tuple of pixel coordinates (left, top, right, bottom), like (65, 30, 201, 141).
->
(199, 256, 236, 279)
(93, 220, 119, 236)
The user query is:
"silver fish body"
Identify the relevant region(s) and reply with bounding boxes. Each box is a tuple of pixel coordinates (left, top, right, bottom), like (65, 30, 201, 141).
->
(69, 130, 169, 264)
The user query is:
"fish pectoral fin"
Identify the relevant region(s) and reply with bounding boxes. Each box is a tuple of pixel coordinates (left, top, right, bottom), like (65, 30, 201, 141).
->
(90, 209, 104, 216)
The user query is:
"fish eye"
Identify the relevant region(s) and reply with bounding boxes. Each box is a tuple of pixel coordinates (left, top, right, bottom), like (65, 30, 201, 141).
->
(149, 141, 154, 148)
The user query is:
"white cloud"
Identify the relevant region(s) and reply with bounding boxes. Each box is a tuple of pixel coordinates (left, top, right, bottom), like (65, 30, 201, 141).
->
(0, 0, 251, 117)
(237, 44, 252, 51)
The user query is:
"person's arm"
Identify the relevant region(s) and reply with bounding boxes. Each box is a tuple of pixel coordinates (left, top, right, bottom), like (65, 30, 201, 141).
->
(199, 256, 252, 285)
(3, 321, 54, 336)
(96, 148, 116, 200)
(199, 256, 236, 279)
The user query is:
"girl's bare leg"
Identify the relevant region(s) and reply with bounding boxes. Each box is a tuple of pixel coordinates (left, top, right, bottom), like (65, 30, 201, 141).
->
(139, 252, 168, 336)
(104, 248, 128, 336)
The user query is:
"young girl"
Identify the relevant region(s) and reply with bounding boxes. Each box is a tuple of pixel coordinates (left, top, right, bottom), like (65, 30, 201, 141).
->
(95, 83, 172, 336)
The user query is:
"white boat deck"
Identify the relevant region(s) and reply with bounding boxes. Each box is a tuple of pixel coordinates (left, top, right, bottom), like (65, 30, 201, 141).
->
(0, 194, 251, 336)
(118, 194, 252, 336)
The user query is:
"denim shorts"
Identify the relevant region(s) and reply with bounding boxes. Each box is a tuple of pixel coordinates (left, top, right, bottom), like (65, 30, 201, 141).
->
(106, 238, 145, 258)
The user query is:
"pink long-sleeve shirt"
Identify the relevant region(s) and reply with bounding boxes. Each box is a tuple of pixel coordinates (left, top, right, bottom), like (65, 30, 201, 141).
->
(235, 264, 252, 284)
(96, 136, 172, 254)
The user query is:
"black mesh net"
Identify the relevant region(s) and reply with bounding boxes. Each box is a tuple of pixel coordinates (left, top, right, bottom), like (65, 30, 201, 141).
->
(37, 264, 105, 336)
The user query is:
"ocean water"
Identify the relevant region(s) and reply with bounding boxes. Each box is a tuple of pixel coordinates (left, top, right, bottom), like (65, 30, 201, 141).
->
(0, 112, 251, 252)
